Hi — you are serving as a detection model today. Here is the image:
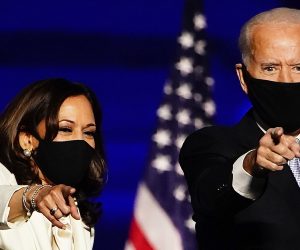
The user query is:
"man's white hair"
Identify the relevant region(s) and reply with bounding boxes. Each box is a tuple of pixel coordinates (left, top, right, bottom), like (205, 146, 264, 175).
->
(239, 7, 300, 65)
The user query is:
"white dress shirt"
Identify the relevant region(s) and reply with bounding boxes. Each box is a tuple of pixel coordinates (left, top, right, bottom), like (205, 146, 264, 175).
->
(232, 150, 266, 200)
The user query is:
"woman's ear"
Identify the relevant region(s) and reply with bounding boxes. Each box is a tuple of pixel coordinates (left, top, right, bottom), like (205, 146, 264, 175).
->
(235, 63, 248, 94)
(18, 132, 36, 152)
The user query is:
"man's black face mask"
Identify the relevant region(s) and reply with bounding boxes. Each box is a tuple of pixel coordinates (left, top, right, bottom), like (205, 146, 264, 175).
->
(242, 66, 300, 133)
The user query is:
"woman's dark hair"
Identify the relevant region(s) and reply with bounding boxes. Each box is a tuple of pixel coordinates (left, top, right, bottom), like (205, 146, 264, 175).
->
(0, 78, 106, 227)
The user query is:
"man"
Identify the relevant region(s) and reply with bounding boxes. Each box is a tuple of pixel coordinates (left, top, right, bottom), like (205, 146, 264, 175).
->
(179, 7, 300, 250)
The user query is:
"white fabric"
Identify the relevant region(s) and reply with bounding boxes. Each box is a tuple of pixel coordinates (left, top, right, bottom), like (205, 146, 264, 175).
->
(232, 151, 266, 200)
(0, 162, 94, 250)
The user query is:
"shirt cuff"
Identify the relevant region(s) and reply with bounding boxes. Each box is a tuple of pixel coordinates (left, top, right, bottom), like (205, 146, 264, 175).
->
(232, 150, 266, 200)
(0, 185, 25, 229)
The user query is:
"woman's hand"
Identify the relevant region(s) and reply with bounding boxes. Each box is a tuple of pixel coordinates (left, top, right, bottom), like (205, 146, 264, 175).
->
(30, 184, 80, 229)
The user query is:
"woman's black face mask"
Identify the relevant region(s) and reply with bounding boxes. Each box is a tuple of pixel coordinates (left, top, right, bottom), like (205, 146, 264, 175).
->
(242, 66, 300, 133)
(32, 139, 95, 187)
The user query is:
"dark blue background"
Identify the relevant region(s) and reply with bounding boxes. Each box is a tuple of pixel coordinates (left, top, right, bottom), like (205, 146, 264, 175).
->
(0, 1, 299, 249)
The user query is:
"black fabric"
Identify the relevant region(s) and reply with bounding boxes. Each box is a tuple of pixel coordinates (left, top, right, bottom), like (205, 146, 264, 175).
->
(33, 140, 94, 187)
(243, 67, 300, 133)
(179, 109, 300, 249)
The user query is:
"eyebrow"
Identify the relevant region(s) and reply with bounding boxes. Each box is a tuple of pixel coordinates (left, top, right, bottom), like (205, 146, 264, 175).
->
(261, 63, 279, 66)
(59, 119, 96, 127)
(261, 63, 300, 67)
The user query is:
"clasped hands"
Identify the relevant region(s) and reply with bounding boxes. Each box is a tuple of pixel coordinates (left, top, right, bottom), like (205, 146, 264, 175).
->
(245, 127, 300, 176)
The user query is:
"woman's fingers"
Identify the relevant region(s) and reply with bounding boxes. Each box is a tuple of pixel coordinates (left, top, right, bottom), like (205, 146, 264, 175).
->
(47, 185, 77, 215)
(38, 206, 66, 229)
(34, 184, 79, 227)
(68, 196, 80, 220)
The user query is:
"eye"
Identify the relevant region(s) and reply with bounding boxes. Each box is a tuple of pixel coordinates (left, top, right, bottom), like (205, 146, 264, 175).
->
(84, 130, 96, 138)
(58, 127, 72, 133)
(292, 65, 300, 72)
(262, 66, 276, 72)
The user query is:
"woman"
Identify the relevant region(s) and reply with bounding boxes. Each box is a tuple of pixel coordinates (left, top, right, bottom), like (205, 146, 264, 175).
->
(0, 78, 106, 249)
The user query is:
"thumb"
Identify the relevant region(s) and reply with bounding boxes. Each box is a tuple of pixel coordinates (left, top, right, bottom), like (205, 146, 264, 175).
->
(60, 185, 76, 198)
(271, 127, 284, 145)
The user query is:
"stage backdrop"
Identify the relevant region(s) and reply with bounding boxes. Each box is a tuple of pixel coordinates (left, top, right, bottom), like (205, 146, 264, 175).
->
(0, 0, 299, 249)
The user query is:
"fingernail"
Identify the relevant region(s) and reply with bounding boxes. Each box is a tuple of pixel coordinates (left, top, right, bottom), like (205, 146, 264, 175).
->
(62, 225, 66, 230)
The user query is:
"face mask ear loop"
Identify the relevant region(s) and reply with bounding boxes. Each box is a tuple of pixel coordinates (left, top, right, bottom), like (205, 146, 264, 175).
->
(241, 64, 251, 81)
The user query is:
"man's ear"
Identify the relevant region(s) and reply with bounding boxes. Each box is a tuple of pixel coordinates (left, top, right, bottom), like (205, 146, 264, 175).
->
(18, 131, 35, 151)
(235, 63, 248, 94)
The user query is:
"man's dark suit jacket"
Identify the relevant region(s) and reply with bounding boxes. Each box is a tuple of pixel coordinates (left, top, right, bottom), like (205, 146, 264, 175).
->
(179, 109, 300, 250)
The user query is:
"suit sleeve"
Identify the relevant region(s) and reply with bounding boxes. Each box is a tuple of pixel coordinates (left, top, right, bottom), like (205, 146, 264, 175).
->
(179, 128, 253, 218)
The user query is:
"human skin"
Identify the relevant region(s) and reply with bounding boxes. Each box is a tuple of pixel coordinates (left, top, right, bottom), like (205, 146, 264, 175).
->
(235, 23, 300, 175)
(8, 95, 96, 229)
